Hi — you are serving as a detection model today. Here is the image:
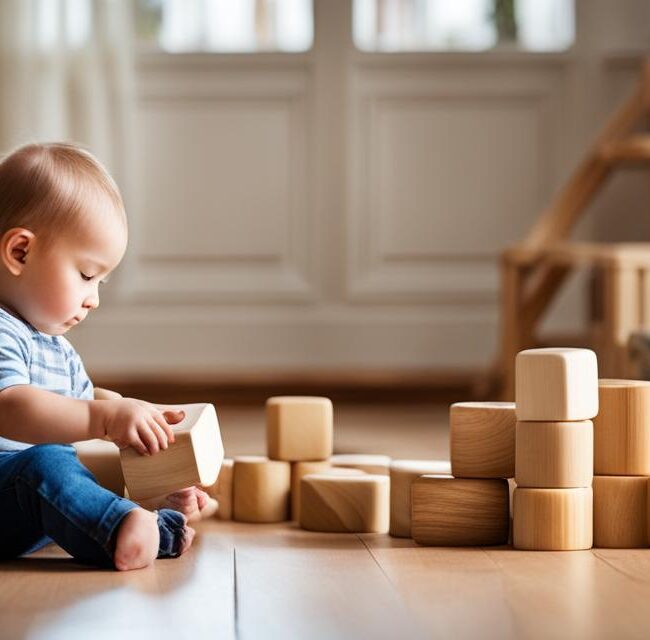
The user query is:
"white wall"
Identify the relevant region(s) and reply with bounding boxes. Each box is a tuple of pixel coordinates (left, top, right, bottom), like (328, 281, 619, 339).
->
(72, 0, 650, 376)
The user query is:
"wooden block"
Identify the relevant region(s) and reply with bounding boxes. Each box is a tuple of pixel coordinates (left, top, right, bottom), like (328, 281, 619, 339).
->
(450, 402, 516, 478)
(74, 439, 125, 496)
(266, 396, 333, 462)
(120, 403, 224, 501)
(299, 474, 389, 533)
(232, 456, 291, 523)
(290, 462, 366, 521)
(513, 488, 593, 550)
(211, 458, 234, 520)
(594, 379, 650, 475)
(515, 420, 593, 488)
(389, 459, 452, 538)
(592, 476, 648, 548)
(330, 454, 391, 475)
(411, 477, 509, 546)
(515, 348, 598, 421)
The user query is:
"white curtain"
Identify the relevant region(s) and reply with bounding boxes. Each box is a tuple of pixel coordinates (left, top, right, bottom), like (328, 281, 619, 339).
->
(0, 0, 135, 195)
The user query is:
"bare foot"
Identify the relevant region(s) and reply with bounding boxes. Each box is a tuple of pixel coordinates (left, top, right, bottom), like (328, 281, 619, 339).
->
(113, 508, 159, 571)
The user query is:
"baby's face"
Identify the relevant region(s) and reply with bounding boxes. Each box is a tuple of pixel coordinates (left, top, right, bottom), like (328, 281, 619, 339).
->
(19, 215, 127, 335)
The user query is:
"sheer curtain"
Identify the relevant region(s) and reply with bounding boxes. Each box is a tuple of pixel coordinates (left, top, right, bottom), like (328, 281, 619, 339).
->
(0, 0, 135, 191)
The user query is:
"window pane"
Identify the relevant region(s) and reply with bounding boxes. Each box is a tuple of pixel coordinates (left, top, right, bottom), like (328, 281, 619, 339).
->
(353, 0, 575, 52)
(135, 0, 313, 52)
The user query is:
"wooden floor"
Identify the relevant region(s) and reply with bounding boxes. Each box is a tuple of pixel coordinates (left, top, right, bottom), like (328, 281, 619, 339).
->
(3, 402, 650, 639)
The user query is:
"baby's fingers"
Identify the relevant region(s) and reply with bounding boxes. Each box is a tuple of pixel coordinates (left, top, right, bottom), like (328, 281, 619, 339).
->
(162, 409, 185, 426)
(148, 418, 169, 451)
(154, 412, 176, 445)
(137, 422, 159, 455)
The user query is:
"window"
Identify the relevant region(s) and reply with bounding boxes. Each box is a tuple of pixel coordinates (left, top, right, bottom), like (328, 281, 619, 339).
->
(135, 0, 313, 53)
(353, 0, 575, 52)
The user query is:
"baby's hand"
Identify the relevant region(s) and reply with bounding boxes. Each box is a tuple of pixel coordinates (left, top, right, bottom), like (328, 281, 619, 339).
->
(142, 487, 211, 523)
(101, 398, 185, 456)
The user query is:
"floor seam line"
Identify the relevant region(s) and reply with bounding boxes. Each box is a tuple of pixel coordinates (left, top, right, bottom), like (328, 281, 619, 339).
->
(233, 547, 240, 639)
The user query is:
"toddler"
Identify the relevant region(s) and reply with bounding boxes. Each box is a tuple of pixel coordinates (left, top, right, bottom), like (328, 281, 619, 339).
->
(0, 142, 208, 570)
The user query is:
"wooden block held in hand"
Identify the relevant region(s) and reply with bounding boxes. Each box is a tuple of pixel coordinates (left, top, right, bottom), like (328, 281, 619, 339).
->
(593, 476, 647, 548)
(299, 474, 389, 533)
(594, 379, 650, 475)
(450, 402, 516, 478)
(267, 396, 333, 462)
(120, 403, 224, 501)
(515, 348, 598, 421)
(233, 456, 291, 523)
(513, 488, 593, 550)
(74, 439, 125, 496)
(330, 453, 391, 475)
(210, 458, 234, 520)
(411, 477, 509, 546)
(515, 420, 593, 488)
(389, 459, 451, 538)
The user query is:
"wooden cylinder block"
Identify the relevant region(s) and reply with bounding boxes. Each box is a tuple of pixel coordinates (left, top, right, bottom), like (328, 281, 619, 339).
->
(389, 459, 452, 538)
(594, 379, 650, 475)
(290, 462, 365, 522)
(411, 477, 509, 546)
(450, 402, 516, 478)
(330, 454, 391, 475)
(299, 474, 389, 533)
(513, 488, 593, 550)
(593, 476, 648, 548)
(515, 420, 593, 488)
(232, 456, 291, 523)
(515, 348, 598, 421)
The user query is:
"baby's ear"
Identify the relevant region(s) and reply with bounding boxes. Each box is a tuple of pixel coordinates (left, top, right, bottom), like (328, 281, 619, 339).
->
(1, 228, 35, 275)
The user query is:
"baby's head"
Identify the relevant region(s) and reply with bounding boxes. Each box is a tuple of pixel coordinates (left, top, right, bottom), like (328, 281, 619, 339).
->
(0, 142, 128, 335)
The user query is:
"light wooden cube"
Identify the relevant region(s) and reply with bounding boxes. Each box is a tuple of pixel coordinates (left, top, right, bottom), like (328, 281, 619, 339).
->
(513, 488, 593, 550)
(266, 396, 333, 462)
(74, 438, 125, 496)
(209, 458, 234, 520)
(592, 476, 647, 548)
(515, 348, 598, 421)
(299, 474, 389, 533)
(594, 379, 650, 475)
(515, 420, 593, 488)
(233, 456, 291, 523)
(389, 459, 451, 538)
(450, 402, 516, 478)
(330, 454, 391, 475)
(120, 403, 224, 501)
(411, 477, 509, 546)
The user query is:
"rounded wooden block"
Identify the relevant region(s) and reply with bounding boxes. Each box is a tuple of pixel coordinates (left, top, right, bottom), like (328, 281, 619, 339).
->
(208, 458, 234, 520)
(411, 477, 509, 546)
(389, 459, 452, 538)
(266, 396, 333, 462)
(513, 488, 593, 550)
(299, 474, 390, 533)
(233, 456, 291, 523)
(515, 420, 593, 488)
(594, 379, 650, 475)
(592, 476, 647, 548)
(330, 454, 391, 475)
(515, 348, 598, 421)
(74, 439, 125, 496)
(450, 402, 516, 478)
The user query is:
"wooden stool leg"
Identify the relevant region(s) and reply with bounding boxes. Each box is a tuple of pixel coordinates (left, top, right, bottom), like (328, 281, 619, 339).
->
(499, 260, 525, 400)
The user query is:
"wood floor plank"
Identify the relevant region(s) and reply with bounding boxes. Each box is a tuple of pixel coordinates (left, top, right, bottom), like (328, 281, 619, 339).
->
(230, 522, 429, 640)
(0, 520, 236, 640)
(359, 535, 518, 639)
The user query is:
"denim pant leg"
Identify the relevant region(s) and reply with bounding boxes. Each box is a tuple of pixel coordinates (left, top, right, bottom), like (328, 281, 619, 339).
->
(0, 443, 139, 568)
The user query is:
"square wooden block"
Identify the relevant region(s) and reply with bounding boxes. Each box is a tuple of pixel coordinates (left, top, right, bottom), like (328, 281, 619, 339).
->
(515, 348, 598, 421)
(411, 477, 509, 546)
(266, 396, 333, 462)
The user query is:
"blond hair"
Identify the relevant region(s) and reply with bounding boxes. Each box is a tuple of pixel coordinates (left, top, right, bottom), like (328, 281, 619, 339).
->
(0, 142, 126, 247)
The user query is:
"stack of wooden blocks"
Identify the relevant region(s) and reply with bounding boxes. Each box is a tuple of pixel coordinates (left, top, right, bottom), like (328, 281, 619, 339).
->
(512, 348, 597, 550)
(592, 379, 650, 548)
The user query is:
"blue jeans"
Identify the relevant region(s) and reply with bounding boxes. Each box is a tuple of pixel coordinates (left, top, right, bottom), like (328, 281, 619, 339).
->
(0, 443, 188, 569)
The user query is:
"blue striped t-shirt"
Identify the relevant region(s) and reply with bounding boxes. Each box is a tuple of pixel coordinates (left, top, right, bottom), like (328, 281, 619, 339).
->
(0, 306, 94, 451)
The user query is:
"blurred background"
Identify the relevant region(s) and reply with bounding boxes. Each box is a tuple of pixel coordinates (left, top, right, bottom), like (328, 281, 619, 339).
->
(0, 0, 648, 413)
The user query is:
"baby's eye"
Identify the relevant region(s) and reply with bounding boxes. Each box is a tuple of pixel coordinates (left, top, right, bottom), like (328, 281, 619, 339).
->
(80, 273, 92, 282)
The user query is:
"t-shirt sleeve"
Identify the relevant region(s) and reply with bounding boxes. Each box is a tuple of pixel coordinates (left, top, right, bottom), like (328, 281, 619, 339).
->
(71, 352, 94, 400)
(0, 325, 31, 391)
